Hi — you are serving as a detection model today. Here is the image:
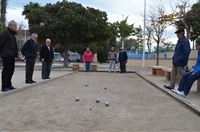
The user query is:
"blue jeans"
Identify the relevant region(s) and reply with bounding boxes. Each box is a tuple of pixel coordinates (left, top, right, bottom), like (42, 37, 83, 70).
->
(178, 71, 200, 95)
(85, 61, 91, 72)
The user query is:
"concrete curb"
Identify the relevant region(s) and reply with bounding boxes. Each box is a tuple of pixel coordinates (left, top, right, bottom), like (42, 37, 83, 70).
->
(136, 71, 200, 116)
(0, 72, 76, 97)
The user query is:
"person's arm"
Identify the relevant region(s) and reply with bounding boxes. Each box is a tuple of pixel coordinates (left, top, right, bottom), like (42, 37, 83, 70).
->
(21, 40, 30, 56)
(115, 52, 117, 62)
(39, 45, 45, 61)
(125, 52, 128, 61)
(178, 39, 191, 62)
(107, 51, 110, 61)
(0, 30, 8, 52)
(83, 52, 86, 62)
(91, 51, 94, 62)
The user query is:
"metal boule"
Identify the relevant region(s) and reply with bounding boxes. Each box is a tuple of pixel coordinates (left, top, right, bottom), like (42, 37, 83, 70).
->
(105, 101, 109, 106)
(96, 98, 100, 103)
(76, 97, 80, 101)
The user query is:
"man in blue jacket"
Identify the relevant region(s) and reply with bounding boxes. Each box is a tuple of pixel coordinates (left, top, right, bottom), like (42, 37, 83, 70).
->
(118, 47, 128, 73)
(21, 33, 38, 84)
(172, 38, 200, 97)
(164, 29, 191, 90)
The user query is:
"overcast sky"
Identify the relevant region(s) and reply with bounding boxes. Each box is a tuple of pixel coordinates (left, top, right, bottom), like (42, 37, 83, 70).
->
(6, 0, 197, 44)
(6, 0, 180, 25)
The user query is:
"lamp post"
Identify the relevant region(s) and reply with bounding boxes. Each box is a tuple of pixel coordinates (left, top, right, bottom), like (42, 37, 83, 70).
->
(142, 0, 146, 68)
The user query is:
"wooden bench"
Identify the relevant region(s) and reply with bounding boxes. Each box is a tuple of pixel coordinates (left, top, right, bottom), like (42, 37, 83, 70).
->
(150, 66, 166, 76)
(162, 67, 172, 81)
(91, 64, 97, 71)
(72, 64, 79, 71)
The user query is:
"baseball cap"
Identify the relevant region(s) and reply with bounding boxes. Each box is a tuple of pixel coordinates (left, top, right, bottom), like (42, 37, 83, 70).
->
(195, 38, 200, 45)
(175, 28, 185, 34)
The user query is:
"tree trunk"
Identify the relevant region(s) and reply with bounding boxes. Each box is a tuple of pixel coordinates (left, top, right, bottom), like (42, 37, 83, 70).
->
(0, 0, 7, 24)
(156, 41, 159, 66)
(63, 49, 69, 67)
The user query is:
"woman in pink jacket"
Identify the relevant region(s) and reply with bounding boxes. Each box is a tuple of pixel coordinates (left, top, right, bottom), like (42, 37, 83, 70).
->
(83, 47, 93, 72)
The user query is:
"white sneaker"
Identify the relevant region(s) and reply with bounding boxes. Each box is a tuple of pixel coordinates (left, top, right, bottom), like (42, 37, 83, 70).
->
(174, 87, 178, 90)
(171, 89, 179, 93)
(176, 91, 186, 98)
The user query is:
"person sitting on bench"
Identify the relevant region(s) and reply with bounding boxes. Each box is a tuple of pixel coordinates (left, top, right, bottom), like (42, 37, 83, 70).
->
(172, 38, 200, 97)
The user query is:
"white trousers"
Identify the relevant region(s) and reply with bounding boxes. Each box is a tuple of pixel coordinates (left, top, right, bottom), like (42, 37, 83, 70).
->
(109, 60, 116, 73)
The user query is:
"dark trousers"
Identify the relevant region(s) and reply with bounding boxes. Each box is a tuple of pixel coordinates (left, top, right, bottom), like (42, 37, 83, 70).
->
(120, 62, 126, 73)
(1, 57, 15, 89)
(42, 61, 52, 79)
(178, 71, 200, 95)
(25, 58, 35, 81)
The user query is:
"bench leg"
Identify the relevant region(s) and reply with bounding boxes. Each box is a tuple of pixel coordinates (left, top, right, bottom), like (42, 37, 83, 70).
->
(197, 79, 200, 92)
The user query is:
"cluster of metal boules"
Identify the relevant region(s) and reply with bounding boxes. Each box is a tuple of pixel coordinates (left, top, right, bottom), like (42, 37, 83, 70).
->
(75, 83, 110, 107)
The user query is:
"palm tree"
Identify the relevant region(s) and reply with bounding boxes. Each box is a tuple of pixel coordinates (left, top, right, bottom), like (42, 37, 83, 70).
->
(0, 0, 7, 24)
(22, 2, 41, 26)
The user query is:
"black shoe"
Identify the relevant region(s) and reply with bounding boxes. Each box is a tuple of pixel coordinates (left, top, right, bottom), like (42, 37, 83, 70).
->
(46, 77, 51, 79)
(9, 86, 16, 90)
(26, 80, 32, 84)
(164, 85, 172, 90)
(1, 87, 11, 92)
(31, 80, 36, 83)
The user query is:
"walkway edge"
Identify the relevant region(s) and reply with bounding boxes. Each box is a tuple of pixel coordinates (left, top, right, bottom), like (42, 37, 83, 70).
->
(0, 72, 76, 97)
(136, 71, 200, 116)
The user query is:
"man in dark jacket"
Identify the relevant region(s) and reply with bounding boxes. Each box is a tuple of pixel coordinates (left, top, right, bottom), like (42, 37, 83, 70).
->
(21, 33, 38, 84)
(39, 38, 54, 79)
(0, 20, 18, 92)
(172, 38, 200, 97)
(118, 47, 128, 73)
(164, 29, 191, 90)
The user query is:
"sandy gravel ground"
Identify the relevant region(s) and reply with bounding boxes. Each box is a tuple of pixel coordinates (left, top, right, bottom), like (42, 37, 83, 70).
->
(0, 72, 200, 131)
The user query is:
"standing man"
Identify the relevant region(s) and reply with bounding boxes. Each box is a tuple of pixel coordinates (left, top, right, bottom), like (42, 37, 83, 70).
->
(83, 47, 93, 72)
(172, 38, 200, 97)
(39, 38, 54, 79)
(118, 47, 128, 73)
(0, 20, 18, 92)
(108, 47, 117, 73)
(164, 29, 191, 90)
(21, 33, 38, 84)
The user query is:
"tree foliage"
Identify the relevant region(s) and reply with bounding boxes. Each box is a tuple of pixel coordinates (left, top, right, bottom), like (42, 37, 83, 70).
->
(22, 2, 41, 25)
(0, 21, 6, 32)
(23, 0, 111, 67)
(147, 5, 170, 65)
(110, 16, 142, 48)
(186, 2, 200, 42)
(156, 0, 198, 39)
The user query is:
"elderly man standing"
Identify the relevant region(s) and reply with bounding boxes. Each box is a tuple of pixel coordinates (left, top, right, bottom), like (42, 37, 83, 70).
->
(0, 20, 18, 92)
(118, 47, 128, 73)
(164, 29, 191, 90)
(21, 33, 38, 84)
(108, 47, 117, 73)
(39, 38, 54, 79)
